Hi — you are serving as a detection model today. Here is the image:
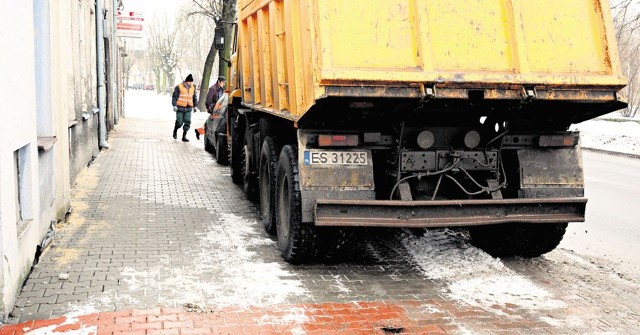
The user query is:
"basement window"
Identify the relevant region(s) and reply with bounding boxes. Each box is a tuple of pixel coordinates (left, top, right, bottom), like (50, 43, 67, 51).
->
(14, 144, 33, 236)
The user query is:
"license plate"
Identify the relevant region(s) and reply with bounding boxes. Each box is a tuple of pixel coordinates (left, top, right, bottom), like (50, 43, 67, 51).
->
(304, 151, 368, 165)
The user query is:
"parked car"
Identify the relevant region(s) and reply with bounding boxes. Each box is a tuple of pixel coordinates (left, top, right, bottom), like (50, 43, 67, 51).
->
(204, 93, 229, 165)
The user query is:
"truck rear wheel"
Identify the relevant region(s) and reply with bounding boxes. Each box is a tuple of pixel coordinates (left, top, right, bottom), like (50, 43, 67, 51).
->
(259, 137, 279, 235)
(276, 145, 317, 263)
(241, 130, 258, 200)
(215, 134, 229, 165)
(204, 126, 214, 153)
(469, 222, 568, 258)
(229, 115, 243, 185)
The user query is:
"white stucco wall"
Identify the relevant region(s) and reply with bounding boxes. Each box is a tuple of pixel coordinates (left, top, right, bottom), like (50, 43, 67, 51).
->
(50, 0, 73, 219)
(0, 0, 43, 317)
(0, 0, 117, 318)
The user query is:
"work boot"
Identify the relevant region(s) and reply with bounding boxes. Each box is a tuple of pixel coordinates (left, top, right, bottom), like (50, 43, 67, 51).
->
(194, 128, 200, 140)
(172, 127, 178, 139)
(182, 131, 189, 142)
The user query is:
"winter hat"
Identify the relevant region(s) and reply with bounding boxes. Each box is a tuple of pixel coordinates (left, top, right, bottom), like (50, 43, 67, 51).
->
(185, 74, 194, 82)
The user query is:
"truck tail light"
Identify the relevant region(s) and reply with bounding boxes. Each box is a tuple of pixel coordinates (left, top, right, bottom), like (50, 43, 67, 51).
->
(318, 134, 359, 147)
(538, 134, 578, 147)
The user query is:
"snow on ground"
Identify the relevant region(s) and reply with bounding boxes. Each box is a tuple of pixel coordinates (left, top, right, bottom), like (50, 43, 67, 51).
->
(24, 311, 98, 335)
(124, 89, 176, 121)
(401, 229, 504, 280)
(118, 213, 307, 308)
(571, 117, 640, 156)
(400, 230, 567, 317)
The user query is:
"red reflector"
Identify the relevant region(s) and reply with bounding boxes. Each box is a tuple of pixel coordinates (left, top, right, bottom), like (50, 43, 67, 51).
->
(318, 135, 332, 147)
(539, 135, 576, 147)
(563, 136, 575, 146)
(318, 134, 359, 147)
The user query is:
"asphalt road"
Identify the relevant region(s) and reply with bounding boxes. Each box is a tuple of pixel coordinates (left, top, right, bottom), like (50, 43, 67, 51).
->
(560, 150, 640, 277)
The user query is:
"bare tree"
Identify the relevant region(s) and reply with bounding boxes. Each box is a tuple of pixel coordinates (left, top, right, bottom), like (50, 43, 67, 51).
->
(147, 15, 183, 93)
(185, 0, 236, 112)
(612, 0, 640, 117)
(177, 7, 217, 83)
(218, 0, 237, 82)
(121, 40, 141, 88)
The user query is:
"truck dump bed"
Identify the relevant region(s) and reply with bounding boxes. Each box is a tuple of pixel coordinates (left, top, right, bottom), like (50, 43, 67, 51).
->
(238, 0, 627, 120)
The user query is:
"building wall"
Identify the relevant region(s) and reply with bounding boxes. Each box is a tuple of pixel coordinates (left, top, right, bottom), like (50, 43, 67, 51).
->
(68, 0, 100, 185)
(0, 0, 114, 318)
(0, 0, 43, 317)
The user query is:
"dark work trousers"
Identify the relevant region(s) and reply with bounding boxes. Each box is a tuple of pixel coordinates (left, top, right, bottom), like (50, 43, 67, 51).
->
(174, 110, 192, 132)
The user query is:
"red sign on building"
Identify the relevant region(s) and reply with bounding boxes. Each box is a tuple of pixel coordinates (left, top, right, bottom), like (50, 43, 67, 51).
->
(117, 11, 144, 38)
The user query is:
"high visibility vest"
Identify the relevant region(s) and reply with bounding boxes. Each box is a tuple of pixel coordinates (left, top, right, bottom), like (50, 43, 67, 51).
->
(176, 83, 195, 107)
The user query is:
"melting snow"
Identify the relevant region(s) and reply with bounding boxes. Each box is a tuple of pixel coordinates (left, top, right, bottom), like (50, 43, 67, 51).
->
(538, 314, 586, 328)
(256, 307, 310, 325)
(571, 118, 640, 155)
(118, 213, 306, 308)
(401, 229, 505, 280)
(447, 275, 566, 311)
(25, 313, 98, 335)
(401, 229, 568, 317)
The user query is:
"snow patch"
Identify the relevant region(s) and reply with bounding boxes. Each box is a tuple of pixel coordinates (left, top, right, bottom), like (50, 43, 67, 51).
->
(453, 325, 479, 335)
(555, 250, 599, 270)
(124, 90, 175, 121)
(25, 314, 97, 335)
(447, 275, 567, 311)
(256, 307, 310, 325)
(539, 314, 585, 328)
(401, 229, 505, 280)
(65, 290, 139, 316)
(118, 213, 306, 308)
(401, 229, 569, 318)
(421, 304, 443, 314)
(26, 327, 97, 335)
(330, 275, 351, 294)
(571, 119, 640, 155)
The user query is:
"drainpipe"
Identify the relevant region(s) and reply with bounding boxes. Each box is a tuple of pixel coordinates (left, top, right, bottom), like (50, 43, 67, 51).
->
(96, 0, 110, 149)
(33, 0, 52, 137)
(112, 0, 119, 125)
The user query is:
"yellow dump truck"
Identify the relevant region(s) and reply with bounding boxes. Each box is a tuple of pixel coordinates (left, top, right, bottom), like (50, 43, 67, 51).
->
(215, 0, 627, 263)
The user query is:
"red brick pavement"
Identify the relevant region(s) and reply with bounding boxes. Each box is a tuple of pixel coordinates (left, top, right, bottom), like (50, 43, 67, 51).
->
(0, 300, 555, 335)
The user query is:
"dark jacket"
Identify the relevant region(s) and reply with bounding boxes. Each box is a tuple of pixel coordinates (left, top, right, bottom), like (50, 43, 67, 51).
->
(205, 84, 224, 111)
(172, 83, 198, 112)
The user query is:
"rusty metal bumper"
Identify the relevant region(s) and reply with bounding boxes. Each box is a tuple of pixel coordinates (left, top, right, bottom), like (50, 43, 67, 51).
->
(314, 198, 586, 228)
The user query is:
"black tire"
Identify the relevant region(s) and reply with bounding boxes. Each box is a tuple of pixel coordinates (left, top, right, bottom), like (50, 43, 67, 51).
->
(241, 130, 259, 200)
(229, 114, 243, 185)
(275, 145, 317, 264)
(469, 222, 568, 258)
(215, 134, 229, 165)
(259, 137, 279, 235)
(204, 127, 214, 153)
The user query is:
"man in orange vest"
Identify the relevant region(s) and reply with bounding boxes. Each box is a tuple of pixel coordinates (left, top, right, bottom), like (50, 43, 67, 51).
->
(171, 74, 198, 142)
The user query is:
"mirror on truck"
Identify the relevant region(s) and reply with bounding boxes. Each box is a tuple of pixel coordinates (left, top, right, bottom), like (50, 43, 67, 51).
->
(214, 26, 224, 50)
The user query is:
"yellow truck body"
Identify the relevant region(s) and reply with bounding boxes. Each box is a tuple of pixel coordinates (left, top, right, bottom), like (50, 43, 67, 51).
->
(238, 0, 626, 121)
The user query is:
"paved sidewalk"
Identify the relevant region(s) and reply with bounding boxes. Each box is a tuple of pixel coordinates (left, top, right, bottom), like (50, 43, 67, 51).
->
(2, 105, 639, 334)
(1, 300, 532, 335)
